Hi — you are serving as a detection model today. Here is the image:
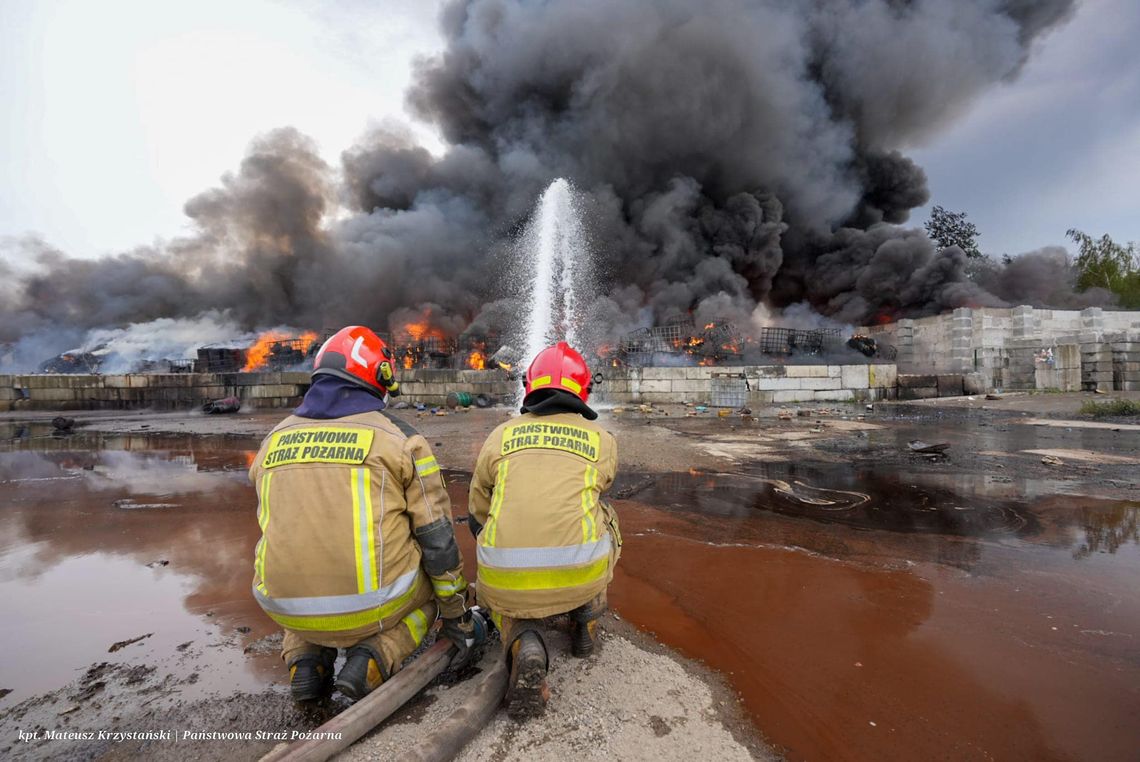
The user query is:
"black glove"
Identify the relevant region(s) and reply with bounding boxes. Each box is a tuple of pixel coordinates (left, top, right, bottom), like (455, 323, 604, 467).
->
(440, 613, 476, 671)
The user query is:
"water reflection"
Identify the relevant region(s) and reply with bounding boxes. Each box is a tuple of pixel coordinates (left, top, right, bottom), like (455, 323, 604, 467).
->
(1073, 503, 1140, 558)
(0, 432, 274, 704)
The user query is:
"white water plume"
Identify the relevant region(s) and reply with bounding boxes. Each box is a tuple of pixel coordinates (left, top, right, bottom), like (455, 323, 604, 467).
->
(517, 178, 592, 371)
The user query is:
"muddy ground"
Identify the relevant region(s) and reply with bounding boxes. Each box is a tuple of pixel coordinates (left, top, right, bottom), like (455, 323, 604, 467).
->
(1, 391, 1138, 761)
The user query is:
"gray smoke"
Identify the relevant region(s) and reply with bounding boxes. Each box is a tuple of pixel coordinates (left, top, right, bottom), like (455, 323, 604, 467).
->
(1, 0, 1082, 369)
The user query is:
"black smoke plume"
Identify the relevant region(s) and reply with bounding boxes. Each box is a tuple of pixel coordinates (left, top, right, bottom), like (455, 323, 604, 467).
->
(1, 0, 1084, 368)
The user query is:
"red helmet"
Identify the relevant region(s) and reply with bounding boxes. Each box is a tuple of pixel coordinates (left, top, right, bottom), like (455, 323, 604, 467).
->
(312, 326, 400, 397)
(524, 341, 591, 403)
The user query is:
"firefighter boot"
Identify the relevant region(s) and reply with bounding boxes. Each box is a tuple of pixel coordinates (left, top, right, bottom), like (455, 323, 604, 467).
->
(506, 631, 549, 720)
(570, 619, 598, 658)
(288, 647, 336, 703)
(335, 644, 389, 700)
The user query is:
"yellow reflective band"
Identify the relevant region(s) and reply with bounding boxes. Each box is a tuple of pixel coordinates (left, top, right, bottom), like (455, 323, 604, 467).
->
(431, 575, 467, 597)
(263, 426, 374, 468)
(263, 581, 419, 633)
(560, 376, 582, 394)
(478, 557, 609, 591)
(403, 608, 430, 646)
(415, 455, 441, 477)
(500, 421, 600, 462)
(351, 469, 378, 594)
(491, 611, 503, 632)
(530, 374, 552, 388)
(580, 465, 599, 543)
(255, 472, 272, 593)
(483, 459, 509, 547)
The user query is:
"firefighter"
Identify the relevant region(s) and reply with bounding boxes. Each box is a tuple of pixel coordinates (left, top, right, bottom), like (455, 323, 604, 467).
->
(468, 341, 621, 719)
(249, 326, 475, 702)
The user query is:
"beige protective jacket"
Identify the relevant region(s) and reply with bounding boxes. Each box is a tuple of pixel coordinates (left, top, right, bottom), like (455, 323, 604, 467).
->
(469, 412, 620, 618)
(249, 410, 466, 644)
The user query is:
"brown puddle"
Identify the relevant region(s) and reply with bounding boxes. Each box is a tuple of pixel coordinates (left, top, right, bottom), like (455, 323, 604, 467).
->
(0, 425, 279, 706)
(604, 467, 1140, 762)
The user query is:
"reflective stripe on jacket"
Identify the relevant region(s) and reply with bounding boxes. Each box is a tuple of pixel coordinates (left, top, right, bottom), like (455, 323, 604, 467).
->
(469, 412, 619, 618)
(249, 411, 466, 642)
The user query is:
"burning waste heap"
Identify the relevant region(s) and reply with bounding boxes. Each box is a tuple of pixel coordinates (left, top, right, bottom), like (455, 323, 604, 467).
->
(0, 0, 1096, 374)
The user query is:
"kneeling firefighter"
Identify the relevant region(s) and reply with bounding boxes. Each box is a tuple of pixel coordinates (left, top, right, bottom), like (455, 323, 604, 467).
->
(468, 341, 621, 719)
(249, 326, 475, 702)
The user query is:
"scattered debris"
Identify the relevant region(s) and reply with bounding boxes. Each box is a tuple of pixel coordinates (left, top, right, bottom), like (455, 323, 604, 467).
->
(146, 559, 170, 568)
(109, 633, 154, 653)
(908, 440, 951, 455)
(202, 396, 242, 414)
(1041, 455, 1064, 466)
(986, 394, 1004, 401)
(51, 416, 76, 432)
(236, 626, 252, 634)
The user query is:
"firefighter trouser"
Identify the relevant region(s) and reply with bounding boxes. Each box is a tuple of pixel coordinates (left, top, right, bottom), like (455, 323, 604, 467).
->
(281, 599, 438, 678)
(493, 592, 607, 654)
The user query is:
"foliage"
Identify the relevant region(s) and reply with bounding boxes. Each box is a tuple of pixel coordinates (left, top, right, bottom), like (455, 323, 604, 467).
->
(1078, 399, 1140, 418)
(925, 205, 982, 259)
(1066, 228, 1140, 308)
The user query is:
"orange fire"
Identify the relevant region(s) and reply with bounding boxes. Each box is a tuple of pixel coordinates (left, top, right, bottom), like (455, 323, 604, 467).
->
(466, 350, 487, 370)
(403, 352, 415, 370)
(401, 320, 447, 343)
(242, 330, 319, 372)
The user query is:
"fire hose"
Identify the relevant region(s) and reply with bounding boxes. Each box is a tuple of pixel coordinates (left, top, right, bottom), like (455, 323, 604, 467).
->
(259, 609, 505, 762)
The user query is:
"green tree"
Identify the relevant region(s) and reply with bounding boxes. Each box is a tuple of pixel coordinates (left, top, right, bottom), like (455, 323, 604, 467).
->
(1066, 228, 1140, 308)
(925, 205, 982, 259)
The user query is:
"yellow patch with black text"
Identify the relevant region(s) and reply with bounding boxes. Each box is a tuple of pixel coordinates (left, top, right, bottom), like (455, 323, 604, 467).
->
(263, 427, 374, 468)
(500, 422, 600, 462)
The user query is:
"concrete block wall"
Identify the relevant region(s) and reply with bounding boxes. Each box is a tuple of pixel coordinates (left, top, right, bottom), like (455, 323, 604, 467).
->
(0, 369, 519, 412)
(395, 369, 517, 407)
(861, 305, 1139, 391)
(595, 364, 900, 405)
(0, 372, 313, 412)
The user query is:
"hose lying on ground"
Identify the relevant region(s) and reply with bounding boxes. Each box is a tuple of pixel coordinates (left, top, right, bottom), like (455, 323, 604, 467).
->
(259, 639, 454, 762)
(404, 654, 509, 762)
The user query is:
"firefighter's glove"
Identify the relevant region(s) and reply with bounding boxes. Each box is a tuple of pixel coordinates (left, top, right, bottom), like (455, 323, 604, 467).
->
(441, 613, 476, 671)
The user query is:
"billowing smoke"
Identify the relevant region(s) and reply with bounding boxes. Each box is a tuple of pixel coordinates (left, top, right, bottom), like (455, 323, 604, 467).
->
(1, 0, 1084, 370)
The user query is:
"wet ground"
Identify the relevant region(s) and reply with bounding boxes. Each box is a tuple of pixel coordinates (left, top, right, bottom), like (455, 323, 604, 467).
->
(2, 399, 1139, 760)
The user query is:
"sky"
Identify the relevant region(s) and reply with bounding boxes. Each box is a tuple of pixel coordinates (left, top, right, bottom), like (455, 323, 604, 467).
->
(0, 0, 1136, 261)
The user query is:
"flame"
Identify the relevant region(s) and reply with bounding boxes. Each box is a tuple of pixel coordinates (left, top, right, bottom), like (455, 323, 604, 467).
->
(242, 451, 257, 469)
(467, 350, 487, 370)
(242, 330, 318, 372)
(403, 352, 415, 370)
(401, 320, 447, 342)
(497, 361, 513, 372)
(704, 322, 716, 330)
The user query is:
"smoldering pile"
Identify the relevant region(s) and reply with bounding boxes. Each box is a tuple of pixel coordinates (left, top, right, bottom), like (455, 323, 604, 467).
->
(1, 0, 1094, 372)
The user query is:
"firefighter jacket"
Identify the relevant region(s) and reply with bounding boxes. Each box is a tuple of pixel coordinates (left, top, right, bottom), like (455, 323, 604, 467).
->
(249, 410, 467, 644)
(469, 411, 620, 619)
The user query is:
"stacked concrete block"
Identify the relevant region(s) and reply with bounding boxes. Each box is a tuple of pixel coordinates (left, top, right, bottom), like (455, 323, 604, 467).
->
(1111, 338, 1140, 391)
(1034, 344, 1081, 391)
(948, 308, 974, 373)
(1002, 341, 1040, 390)
(1080, 342, 1114, 392)
(896, 374, 938, 400)
(893, 319, 915, 370)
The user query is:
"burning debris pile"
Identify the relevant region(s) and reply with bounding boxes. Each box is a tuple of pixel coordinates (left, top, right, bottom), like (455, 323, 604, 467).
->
(607, 316, 895, 367)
